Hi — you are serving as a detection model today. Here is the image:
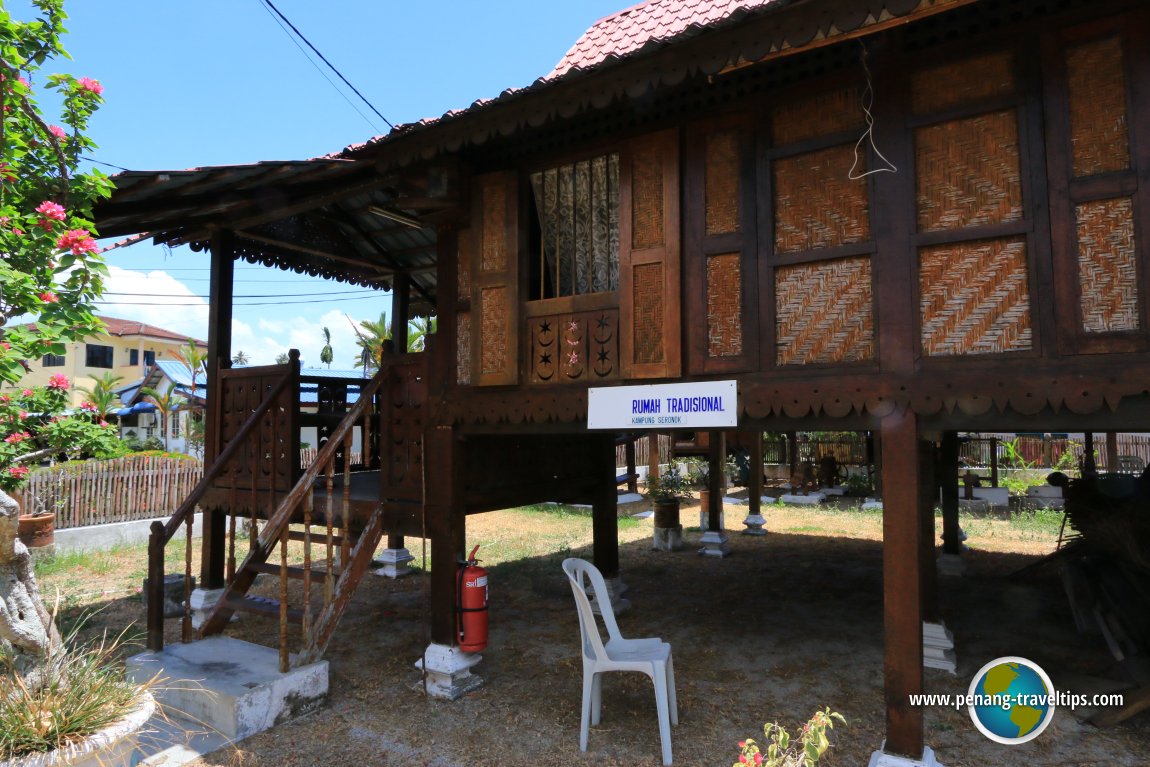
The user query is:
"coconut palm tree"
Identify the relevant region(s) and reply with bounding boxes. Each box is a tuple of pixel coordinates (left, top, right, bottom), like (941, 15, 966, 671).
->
(320, 327, 334, 368)
(350, 312, 391, 373)
(80, 371, 124, 420)
(406, 316, 437, 352)
(231, 350, 250, 366)
(141, 382, 186, 452)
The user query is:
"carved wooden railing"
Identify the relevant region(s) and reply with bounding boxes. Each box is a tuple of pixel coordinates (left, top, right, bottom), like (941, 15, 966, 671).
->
(146, 356, 300, 651)
(198, 362, 389, 671)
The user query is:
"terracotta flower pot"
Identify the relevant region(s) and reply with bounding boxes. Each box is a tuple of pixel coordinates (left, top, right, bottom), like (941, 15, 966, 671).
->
(17, 512, 55, 549)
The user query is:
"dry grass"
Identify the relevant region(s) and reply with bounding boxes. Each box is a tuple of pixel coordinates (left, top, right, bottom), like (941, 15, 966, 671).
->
(32, 499, 1150, 767)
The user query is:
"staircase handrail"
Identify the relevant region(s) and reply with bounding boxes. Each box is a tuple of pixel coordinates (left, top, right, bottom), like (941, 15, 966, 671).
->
(156, 368, 297, 546)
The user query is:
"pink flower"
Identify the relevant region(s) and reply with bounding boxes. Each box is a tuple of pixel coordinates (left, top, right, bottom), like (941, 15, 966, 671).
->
(47, 373, 70, 390)
(56, 229, 98, 255)
(35, 201, 66, 221)
(47, 124, 66, 139)
(21, 389, 34, 397)
(77, 77, 103, 95)
(38, 292, 58, 303)
(99, 420, 109, 428)
(0, 342, 8, 350)
(11, 228, 24, 236)
(79, 401, 97, 412)
(4, 431, 30, 444)
(8, 466, 29, 479)
(18, 412, 28, 420)
(37, 218, 55, 233)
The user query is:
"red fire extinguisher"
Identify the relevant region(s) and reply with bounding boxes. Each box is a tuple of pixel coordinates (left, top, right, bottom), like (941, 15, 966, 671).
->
(457, 544, 488, 652)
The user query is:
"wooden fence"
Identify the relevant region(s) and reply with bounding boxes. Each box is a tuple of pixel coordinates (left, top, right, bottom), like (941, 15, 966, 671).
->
(12, 455, 203, 530)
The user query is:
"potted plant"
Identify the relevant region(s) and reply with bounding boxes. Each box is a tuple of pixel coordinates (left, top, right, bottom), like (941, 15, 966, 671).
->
(734, 708, 846, 767)
(648, 467, 690, 551)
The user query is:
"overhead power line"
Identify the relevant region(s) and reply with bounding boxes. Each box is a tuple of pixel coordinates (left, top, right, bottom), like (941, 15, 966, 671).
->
(104, 288, 381, 299)
(95, 293, 386, 307)
(257, 0, 393, 132)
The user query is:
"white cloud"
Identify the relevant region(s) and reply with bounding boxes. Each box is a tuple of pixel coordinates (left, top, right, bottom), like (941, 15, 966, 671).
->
(100, 266, 210, 341)
(231, 309, 370, 371)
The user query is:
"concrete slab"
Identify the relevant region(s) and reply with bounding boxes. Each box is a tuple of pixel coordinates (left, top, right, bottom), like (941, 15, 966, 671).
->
(780, 493, 825, 505)
(617, 492, 645, 504)
(126, 637, 328, 741)
(632, 510, 654, 520)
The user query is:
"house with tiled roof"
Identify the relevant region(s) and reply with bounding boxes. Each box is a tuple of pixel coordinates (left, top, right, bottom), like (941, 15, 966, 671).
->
(92, 0, 1150, 764)
(5, 315, 206, 408)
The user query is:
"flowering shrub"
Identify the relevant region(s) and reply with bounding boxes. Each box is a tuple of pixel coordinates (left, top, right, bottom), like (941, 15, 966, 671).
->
(0, 377, 126, 492)
(0, 0, 114, 386)
(734, 708, 846, 767)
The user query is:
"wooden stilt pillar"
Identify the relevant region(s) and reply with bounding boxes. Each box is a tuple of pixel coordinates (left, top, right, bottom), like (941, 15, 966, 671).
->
(648, 432, 661, 483)
(1083, 432, 1097, 476)
(919, 438, 939, 625)
(990, 436, 1000, 488)
(939, 433, 961, 556)
(200, 230, 234, 591)
(382, 273, 413, 566)
(872, 430, 883, 497)
(700, 431, 730, 557)
(592, 434, 628, 612)
(418, 424, 481, 699)
(786, 431, 798, 476)
(743, 430, 766, 535)
(1105, 432, 1119, 473)
(625, 437, 638, 494)
(880, 410, 925, 759)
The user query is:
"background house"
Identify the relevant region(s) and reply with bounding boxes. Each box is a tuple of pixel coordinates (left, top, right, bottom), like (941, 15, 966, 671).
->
(116, 358, 207, 455)
(6, 315, 206, 408)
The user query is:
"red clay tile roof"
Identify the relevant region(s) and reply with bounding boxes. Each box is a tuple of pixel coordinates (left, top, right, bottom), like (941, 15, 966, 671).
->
(550, 0, 784, 79)
(99, 316, 205, 346)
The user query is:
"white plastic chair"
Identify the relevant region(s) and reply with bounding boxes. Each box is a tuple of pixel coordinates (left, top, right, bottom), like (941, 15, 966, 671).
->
(562, 558, 678, 765)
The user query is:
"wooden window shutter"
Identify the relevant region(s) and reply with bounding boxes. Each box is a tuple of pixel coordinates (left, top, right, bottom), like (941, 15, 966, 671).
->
(470, 171, 521, 385)
(619, 128, 681, 379)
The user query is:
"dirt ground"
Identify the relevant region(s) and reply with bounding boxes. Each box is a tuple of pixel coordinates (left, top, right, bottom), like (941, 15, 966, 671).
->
(38, 501, 1150, 767)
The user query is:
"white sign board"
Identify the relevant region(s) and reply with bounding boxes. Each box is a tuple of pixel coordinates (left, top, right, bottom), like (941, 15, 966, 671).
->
(587, 380, 738, 430)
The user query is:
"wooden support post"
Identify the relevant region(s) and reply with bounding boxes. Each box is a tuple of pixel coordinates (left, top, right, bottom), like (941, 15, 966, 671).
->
(387, 273, 412, 554)
(940, 432, 961, 556)
(880, 410, 925, 759)
(1105, 432, 1119, 473)
(625, 437, 638, 494)
(648, 433, 661, 483)
(919, 437, 939, 624)
(786, 431, 798, 476)
(744, 431, 765, 534)
(707, 431, 724, 530)
(201, 230, 234, 591)
(990, 437, 1000, 488)
(593, 435, 620, 579)
(426, 425, 464, 647)
(1083, 432, 1097, 476)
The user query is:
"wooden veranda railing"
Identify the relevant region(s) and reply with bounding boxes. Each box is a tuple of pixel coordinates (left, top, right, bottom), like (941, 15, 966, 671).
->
(198, 361, 389, 671)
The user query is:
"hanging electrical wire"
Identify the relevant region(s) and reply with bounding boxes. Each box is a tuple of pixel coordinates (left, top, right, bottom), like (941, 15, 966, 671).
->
(849, 41, 897, 181)
(256, 0, 393, 133)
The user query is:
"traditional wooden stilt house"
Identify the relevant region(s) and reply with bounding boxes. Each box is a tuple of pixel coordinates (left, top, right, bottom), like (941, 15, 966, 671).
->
(94, 0, 1150, 762)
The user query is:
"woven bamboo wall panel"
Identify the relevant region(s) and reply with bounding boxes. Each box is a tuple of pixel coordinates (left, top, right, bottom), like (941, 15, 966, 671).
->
(481, 182, 507, 273)
(1067, 35, 1130, 178)
(911, 50, 1015, 114)
(1077, 197, 1139, 333)
(457, 311, 471, 385)
(707, 253, 742, 357)
(479, 286, 509, 375)
(632, 143, 665, 250)
(705, 130, 740, 235)
(775, 257, 873, 366)
(457, 227, 472, 301)
(916, 110, 1023, 232)
(772, 87, 862, 146)
(633, 262, 665, 365)
(774, 144, 870, 253)
(919, 237, 1032, 356)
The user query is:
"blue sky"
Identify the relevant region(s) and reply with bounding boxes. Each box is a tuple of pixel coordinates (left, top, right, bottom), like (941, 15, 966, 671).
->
(18, 1, 624, 368)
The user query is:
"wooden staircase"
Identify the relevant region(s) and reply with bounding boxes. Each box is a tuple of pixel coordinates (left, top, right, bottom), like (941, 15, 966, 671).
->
(146, 354, 398, 672)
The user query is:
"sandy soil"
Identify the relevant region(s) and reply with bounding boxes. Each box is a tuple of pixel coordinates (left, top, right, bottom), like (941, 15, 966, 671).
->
(37, 501, 1150, 767)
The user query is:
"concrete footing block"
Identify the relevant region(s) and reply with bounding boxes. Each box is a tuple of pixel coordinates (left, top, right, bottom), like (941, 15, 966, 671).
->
(699, 529, 732, 558)
(936, 553, 967, 577)
(589, 575, 631, 616)
(188, 587, 226, 631)
(781, 493, 825, 505)
(373, 547, 416, 578)
(741, 513, 768, 535)
(126, 637, 328, 741)
(868, 744, 945, 767)
(652, 525, 683, 551)
(923, 621, 957, 674)
(415, 643, 483, 700)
